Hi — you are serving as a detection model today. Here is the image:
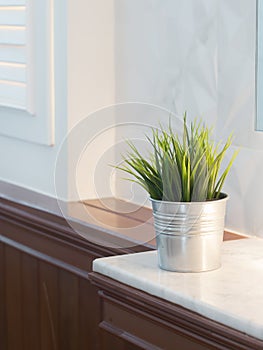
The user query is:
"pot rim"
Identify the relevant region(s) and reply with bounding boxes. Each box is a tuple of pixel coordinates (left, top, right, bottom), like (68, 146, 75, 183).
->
(149, 192, 228, 205)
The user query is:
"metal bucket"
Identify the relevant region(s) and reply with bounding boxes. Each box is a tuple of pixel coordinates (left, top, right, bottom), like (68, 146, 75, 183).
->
(150, 194, 228, 272)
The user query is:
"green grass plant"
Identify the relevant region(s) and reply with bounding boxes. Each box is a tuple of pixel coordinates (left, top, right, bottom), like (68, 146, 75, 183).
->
(117, 114, 238, 202)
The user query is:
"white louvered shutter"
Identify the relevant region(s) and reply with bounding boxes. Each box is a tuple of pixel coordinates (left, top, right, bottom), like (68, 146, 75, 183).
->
(0, 0, 30, 111)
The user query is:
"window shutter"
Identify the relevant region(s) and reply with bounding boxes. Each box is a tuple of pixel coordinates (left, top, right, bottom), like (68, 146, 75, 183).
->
(0, 0, 29, 110)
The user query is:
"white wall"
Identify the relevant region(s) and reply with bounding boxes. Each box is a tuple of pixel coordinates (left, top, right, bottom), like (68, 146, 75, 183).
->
(113, 0, 263, 237)
(66, 0, 116, 201)
(217, 0, 263, 237)
(113, 0, 218, 207)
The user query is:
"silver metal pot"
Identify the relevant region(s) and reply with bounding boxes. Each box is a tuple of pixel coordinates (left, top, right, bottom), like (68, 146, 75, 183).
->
(150, 194, 228, 272)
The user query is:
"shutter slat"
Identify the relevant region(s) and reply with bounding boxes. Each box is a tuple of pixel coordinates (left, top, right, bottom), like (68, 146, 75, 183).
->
(0, 61, 26, 82)
(0, 45, 26, 63)
(0, 8, 26, 26)
(0, 26, 25, 45)
(0, 1, 25, 5)
(0, 1, 27, 109)
(0, 80, 26, 109)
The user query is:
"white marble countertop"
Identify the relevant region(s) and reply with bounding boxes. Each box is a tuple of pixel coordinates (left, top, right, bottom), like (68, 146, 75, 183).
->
(93, 238, 263, 341)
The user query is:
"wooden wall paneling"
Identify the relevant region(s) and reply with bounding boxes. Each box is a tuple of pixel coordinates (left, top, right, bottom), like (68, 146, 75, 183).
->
(58, 270, 79, 350)
(1, 218, 97, 272)
(5, 245, 23, 350)
(78, 277, 100, 350)
(0, 242, 7, 350)
(0, 196, 247, 350)
(21, 253, 40, 350)
(0, 197, 152, 350)
(39, 261, 59, 350)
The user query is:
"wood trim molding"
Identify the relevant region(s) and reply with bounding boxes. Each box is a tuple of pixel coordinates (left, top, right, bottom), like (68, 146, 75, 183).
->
(1, 235, 89, 279)
(99, 321, 161, 350)
(0, 197, 152, 274)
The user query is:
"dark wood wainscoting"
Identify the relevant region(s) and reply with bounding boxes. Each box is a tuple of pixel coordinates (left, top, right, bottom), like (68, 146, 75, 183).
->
(0, 196, 244, 350)
(0, 238, 99, 350)
(0, 197, 152, 350)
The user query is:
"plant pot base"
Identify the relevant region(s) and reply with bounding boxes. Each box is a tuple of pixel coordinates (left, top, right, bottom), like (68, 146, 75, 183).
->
(151, 195, 228, 273)
(156, 232, 223, 272)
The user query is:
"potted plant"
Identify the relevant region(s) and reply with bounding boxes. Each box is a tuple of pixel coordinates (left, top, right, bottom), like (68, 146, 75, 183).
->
(117, 114, 238, 272)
